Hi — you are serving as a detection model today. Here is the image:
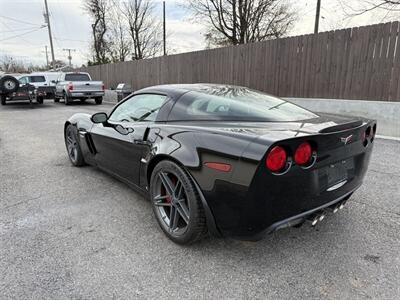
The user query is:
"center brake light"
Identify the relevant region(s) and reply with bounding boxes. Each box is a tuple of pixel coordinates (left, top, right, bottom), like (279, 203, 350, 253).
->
(294, 142, 312, 166)
(266, 146, 287, 173)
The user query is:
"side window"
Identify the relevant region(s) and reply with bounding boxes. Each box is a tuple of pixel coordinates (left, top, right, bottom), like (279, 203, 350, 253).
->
(109, 94, 167, 123)
(30, 76, 46, 83)
(19, 77, 28, 84)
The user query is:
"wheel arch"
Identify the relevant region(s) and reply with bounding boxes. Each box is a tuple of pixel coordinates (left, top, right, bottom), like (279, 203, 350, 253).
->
(146, 154, 222, 237)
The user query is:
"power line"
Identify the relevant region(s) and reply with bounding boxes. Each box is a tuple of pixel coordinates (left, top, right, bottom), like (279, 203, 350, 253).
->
(0, 27, 46, 42)
(0, 27, 41, 34)
(0, 15, 42, 26)
(53, 37, 88, 43)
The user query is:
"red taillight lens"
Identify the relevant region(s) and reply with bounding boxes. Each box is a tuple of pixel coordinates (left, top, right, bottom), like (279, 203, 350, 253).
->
(266, 146, 287, 172)
(67, 82, 73, 91)
(102, 84, 105, 91)
(294, 142, 312, 166)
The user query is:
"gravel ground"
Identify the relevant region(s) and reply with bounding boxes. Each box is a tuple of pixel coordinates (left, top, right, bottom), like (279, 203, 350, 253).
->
(0, 100, 399, 299)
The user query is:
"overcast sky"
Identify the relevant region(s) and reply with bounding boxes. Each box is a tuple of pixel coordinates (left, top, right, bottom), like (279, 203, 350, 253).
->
(0, 0, 398, 67)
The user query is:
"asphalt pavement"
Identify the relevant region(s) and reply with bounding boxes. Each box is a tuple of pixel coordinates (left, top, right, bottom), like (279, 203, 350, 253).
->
(0, 100, 399, 299)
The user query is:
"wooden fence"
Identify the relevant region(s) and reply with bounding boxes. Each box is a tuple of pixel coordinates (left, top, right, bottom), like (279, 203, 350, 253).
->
(81, 22, 400, 101)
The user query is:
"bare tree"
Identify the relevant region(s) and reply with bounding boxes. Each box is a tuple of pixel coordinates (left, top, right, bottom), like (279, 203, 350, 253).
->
(0, 55, 48, 73)
(108, 2, 132, 62)
(186, 0, 296, 47)
(338, 0, 400, 17)
(84, 0, 109, 64)
(120, 0, 163, 60)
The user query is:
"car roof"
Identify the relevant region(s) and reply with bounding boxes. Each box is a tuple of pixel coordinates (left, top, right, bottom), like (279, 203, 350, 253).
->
(136, 83, 244, 98)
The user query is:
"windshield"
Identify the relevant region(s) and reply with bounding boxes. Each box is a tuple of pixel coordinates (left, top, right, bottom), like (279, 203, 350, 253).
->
(168, 86, 318, 122)
(65, 73, 90, 81)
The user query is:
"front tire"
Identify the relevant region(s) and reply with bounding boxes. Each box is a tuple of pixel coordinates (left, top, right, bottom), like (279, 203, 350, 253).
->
(150, 160, 207, 244)
(65, 125, 85, 166)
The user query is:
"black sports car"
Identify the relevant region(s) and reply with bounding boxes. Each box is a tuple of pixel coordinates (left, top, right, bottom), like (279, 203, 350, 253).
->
(64, 84, 376, 244)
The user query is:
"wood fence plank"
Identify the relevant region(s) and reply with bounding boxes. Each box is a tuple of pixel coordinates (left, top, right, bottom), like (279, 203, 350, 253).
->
(81, 22, 399, 102)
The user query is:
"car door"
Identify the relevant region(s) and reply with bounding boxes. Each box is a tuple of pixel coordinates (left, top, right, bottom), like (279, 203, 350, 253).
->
(90, 93, 168, 185)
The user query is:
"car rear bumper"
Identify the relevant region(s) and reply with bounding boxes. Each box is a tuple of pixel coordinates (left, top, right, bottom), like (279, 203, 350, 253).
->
(201, 137, 373, 240)
(265, 188, 356, 233)
(68, 91, 105, 98)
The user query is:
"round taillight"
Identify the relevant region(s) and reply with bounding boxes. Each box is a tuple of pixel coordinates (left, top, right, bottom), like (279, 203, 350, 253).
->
(294, 142, 312, 166)
(266, 146, 287, 173)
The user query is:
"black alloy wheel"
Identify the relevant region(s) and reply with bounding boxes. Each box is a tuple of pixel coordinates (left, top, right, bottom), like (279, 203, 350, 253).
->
(65, 125, 85, 166)
(150, 160, 207, 244)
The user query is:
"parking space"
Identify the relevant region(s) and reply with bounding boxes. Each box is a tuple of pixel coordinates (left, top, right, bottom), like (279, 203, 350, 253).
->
(0, 101, 399, 299)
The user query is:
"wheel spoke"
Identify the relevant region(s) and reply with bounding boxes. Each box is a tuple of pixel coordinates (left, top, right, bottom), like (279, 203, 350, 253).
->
(159, 172, 175, 196)
(176, 200, 189, 224)
(169, 206, 179, 230)
(174, 181, 183, 198)
(153, 194, 171, 206)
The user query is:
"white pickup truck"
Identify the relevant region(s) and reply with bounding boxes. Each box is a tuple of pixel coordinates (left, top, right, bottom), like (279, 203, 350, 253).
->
(54, 72, 104, 105)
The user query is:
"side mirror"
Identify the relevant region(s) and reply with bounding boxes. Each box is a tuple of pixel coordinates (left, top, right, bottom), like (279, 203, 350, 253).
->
(51, 80, 57, 84)
(91, 112, 108, 124)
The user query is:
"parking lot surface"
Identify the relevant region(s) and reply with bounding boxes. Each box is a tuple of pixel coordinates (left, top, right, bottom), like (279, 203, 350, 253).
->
(0, 101, 399, 299)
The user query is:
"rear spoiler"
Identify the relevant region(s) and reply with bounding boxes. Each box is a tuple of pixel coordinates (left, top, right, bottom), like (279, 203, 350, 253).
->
(319, 120, 363, 133)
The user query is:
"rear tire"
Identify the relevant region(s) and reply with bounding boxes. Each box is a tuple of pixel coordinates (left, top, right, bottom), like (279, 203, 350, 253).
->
(95, 97, 103, 105)
(64, 92, 71, 105)
(0, 94, 6, 105)
(65, 124, 85, 166)
(37, 96, 44, 104)
(150, 160, 207, 244)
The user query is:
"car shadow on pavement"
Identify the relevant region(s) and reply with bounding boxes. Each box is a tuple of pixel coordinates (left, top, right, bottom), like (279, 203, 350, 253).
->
(1, 101, 54, 110)
(53, 100, 101, 106)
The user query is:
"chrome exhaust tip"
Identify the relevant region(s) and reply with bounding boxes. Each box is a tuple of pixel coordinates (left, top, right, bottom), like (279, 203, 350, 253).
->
(307, 213, 321, 226)
(325, 206, 339, 214)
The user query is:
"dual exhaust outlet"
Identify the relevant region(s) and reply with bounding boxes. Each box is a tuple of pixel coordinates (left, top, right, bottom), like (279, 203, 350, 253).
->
(307, 201, 347, 226)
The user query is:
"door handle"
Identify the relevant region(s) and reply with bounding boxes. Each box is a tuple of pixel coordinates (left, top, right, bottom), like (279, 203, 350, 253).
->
(133, 139, 150, 145)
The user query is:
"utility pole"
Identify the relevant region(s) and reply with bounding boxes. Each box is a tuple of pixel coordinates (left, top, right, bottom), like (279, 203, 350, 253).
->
(63, 48, 76, 67)
(163, 1, 166, 56)
(314, 0, 321, 34)
(44, 0, 56, 69)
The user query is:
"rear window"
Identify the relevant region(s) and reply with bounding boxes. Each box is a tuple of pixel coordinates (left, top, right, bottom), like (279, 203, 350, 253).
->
(65, 73, 90, 81)
(168, 86, 318, 122)
(29, 76, 45, 83)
